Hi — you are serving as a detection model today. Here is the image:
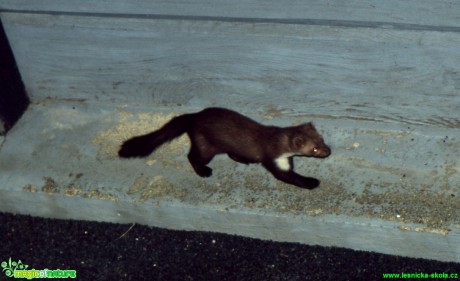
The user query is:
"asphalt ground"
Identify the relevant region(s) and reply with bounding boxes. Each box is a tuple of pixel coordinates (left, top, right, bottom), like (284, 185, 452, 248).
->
(1, 212, 460, 280)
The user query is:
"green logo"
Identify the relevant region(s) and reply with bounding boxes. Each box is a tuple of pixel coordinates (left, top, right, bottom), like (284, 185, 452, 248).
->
(1, 258, 76, 279)
(1, 258, 28, 277)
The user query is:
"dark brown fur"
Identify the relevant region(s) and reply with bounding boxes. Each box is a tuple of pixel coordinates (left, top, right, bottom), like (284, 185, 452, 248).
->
(118, 107, 331, 189)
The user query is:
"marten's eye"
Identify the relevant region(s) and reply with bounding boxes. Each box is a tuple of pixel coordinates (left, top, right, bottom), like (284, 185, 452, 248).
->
(313, 147, 319, 153)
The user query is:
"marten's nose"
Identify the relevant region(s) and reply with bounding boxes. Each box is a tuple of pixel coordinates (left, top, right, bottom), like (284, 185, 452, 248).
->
(320, 145, 331, 158)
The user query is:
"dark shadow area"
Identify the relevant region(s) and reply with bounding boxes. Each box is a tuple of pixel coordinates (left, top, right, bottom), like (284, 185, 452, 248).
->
(1, 212, 459, 280)
(0, 18, 29, 134)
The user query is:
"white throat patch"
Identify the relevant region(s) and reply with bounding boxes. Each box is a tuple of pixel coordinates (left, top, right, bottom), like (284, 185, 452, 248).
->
(274, 153, 295, 171)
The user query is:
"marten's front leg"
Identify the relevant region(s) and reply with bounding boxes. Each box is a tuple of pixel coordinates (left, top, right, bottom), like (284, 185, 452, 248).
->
(262, 158, 320, 189)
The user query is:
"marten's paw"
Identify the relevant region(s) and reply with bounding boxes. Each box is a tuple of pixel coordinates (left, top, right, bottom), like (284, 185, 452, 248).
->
(195, 166, 213, 178)
(298, 177, 320, 189)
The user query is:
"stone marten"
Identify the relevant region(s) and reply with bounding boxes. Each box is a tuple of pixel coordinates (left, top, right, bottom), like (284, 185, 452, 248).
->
(118, 107, 331, 189)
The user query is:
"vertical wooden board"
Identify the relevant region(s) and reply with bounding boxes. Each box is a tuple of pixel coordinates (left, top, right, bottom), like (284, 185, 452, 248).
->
(1, 0, 460, 28)
(2, 13, 460, 128)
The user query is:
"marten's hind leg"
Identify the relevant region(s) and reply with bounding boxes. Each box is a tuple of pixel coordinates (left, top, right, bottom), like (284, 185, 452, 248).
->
(187, 141, 216, 177)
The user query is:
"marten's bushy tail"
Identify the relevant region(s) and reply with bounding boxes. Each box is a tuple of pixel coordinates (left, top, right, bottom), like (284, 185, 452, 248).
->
(118, 113, 195, 158)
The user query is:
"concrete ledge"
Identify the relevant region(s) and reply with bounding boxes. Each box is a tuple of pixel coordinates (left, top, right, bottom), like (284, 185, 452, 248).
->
(2, 189, 460, 262)
(1, 100, 459, 262)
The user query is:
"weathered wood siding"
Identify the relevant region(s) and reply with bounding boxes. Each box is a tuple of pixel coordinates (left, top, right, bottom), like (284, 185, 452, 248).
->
(1, 0, 460, 27)
(1, 0, 460, 127)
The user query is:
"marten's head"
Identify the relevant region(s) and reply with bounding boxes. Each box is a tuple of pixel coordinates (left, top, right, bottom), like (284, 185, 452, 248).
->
(290, 122, 331, 158)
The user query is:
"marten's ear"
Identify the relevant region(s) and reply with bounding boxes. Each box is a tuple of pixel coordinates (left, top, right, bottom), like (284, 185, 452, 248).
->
(299, 122, 315, 132)
(293, 136, 305, 150)
(305, 122, 315, 130)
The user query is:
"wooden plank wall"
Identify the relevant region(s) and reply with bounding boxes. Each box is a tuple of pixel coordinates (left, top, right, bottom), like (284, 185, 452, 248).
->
(1, 0, 460, 27)
(0, 0, 459, 127)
